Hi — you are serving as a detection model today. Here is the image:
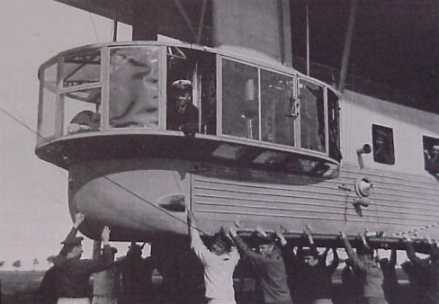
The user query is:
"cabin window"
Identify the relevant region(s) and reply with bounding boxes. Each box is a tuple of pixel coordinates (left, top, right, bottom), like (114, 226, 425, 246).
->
(109, 46, 160, 128)
(299, 79, 325, 152)
(39, 62, 59, 141)
(166, 47, 216, 135)
(61, 50, 101, 88)
(328, 90, 341, 160)
(261, 70, 295, 146)
(423, 136, 439, 174)
(372, 124, 395, 164)
(222, 59, 259, 140)
(62, 88, 101, 135)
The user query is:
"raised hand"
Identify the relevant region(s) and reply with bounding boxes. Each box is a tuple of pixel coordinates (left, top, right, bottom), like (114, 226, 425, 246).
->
(275, 229, 287, 246)
(255, 225, 268, 238)
(229, 226, 238, 238)
(73, 213, 85, 228)
(304, 225, 314, 245)
(101, 226, 111, 243)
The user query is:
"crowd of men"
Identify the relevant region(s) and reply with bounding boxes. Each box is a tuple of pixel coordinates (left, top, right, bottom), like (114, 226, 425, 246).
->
(39, 212, 439, 304)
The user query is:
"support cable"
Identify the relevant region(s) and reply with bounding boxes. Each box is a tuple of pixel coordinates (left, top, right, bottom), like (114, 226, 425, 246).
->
(0, 106, 207, 234)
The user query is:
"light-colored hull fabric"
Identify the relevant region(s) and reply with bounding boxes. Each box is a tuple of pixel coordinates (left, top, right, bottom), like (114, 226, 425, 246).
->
(57, 298, 91, 304)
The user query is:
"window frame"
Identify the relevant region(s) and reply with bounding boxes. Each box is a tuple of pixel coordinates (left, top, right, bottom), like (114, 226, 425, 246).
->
(372, 123, 395, 165)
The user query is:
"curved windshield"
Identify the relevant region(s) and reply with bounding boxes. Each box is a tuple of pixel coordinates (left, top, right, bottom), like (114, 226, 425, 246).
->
(37, 43, 340, 166)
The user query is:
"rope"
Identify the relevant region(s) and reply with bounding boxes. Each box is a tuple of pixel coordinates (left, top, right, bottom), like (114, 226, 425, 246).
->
(0, 105, 207, 234)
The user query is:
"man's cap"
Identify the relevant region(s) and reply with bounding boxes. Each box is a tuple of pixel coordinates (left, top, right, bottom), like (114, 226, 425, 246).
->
(301, 247, 318, 257)
(252, 233, 275, 245)
(61, 236, 84, 246)
(171, 79, 192, 91)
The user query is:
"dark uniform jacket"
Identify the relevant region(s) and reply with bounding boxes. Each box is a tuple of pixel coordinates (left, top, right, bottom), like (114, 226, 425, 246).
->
(54, 228, 114, 298)
(406, 242, 439, 304)
(233, 235, 292, 304)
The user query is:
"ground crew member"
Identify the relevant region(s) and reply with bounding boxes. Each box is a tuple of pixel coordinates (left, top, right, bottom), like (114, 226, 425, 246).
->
(187, 211, 240, 304)
(229, 227, 293, 304)
(403, 236, 439, 304)
(54, 213, 114, 304)
(277, 231, 338, 304)
(378, 249, 398, 304)
(340, 232, 387, 304)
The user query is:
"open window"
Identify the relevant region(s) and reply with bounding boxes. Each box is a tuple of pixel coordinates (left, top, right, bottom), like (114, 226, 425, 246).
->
(423, 136, 439, 175)
(166, 47, 216, 135)
(372, 124, 395, 165)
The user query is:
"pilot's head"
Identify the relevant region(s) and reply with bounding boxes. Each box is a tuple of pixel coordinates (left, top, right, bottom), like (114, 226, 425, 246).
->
(172, 80, 192, 113)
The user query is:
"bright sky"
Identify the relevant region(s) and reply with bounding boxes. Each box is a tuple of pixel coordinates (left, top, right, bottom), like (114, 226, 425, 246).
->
(0, 0, 132, 270)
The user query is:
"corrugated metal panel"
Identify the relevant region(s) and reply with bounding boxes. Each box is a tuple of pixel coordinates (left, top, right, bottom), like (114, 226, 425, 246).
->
(191, 164, 439, 236)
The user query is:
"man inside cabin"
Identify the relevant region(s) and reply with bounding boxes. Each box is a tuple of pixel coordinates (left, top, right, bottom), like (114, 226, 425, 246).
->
(187, 211, 240, 304)
(340, 232, 387, 304)
(167, 79, 199, 136)
(53, 213, 115, 304)
(228, 227, 293, 304)
(403, 235, 439, 304)
(277, 229, 339, 304)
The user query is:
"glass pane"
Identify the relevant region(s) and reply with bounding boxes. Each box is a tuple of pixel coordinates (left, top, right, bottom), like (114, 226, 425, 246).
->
(62, 50, 101, 87)
(38, 63, 59, 142)
(328, 90, 341, 160)
(110, 47, 160, 128)
(39, 87, 58, 141)
(63, 88, 101, 135)
(299, 80, 325, 152)
(261, 70, 294, 145)
(222, 59, 259, 140)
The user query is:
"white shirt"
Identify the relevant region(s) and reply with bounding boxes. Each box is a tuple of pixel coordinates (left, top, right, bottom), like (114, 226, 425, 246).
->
(191, 229, 240, 302)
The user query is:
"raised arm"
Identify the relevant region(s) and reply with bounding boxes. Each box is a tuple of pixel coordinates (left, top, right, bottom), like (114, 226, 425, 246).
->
(328, 247, 339, 273)
(319, 247, 330, 264)
(276, 230, 300, 268)
(56, 213, 85, 261)
(229, 227, 263, 264)
(187, 211, 210, 262)
(389, 248, 397, 267)
(340, 232, 365, 271)
(78, 226, 115, 274)
(403, 236, 429, 268)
